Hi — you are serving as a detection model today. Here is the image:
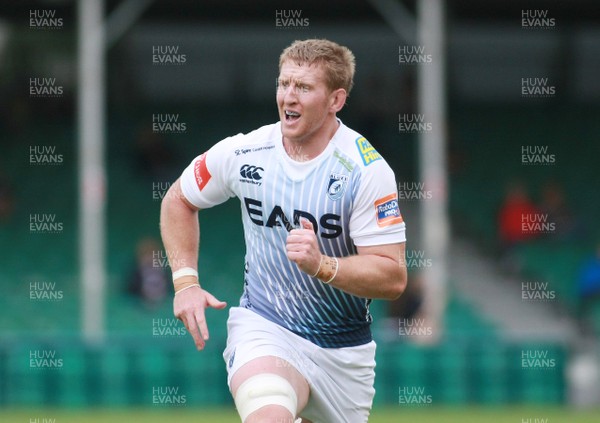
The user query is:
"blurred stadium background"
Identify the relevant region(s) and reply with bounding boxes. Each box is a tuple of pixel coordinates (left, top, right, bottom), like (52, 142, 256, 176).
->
(1, 0, 600, 421)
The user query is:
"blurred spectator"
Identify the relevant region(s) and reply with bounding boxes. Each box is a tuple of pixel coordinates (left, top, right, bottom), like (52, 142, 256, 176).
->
(389, 272, 424, 322)
(0, 93, 30, 137)
(127, 237, 169, 307)
(577, 244, 600, 320)
(447, 122, 467, 177)
(498, 182, 541, 249)
(497, 182, 542, 274)
(540, 181, 580, 241)
(0, 172, 15, 222)
(133, 126, 175, 180)
(381, 272, 424, 342)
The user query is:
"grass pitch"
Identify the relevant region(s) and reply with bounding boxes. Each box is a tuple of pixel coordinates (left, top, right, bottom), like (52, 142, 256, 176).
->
(4, 406, 599, 422)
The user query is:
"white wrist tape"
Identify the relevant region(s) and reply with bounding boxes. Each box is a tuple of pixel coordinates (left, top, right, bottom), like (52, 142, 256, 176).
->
(172, 267, 198, 282)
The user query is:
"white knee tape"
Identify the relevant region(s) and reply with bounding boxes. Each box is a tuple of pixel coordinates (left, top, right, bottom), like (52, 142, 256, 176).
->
(234, 373, 298, 421)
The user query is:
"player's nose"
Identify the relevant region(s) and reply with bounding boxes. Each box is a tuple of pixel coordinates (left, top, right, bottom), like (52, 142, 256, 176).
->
(281, 85, 299, 104)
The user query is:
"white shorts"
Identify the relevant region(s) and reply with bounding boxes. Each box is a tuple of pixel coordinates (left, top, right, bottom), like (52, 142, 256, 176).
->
(223, 307, 376, 423)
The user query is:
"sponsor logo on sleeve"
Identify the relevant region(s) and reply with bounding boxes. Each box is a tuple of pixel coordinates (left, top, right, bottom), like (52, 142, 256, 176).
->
(327, 172, 349, 201)
(356, 136, 382, 166)
(374, 193, 403, 227)
(194, 152, 211, 191)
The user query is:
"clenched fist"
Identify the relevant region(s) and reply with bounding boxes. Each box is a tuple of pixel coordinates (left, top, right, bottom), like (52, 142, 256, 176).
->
(286, 219, 322, 276)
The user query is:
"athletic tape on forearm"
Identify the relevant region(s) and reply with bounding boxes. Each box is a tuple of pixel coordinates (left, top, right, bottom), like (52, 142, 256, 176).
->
(173, 275, 200, 294)
(172, 267, 198, 281)
(315, 256, 339, 284)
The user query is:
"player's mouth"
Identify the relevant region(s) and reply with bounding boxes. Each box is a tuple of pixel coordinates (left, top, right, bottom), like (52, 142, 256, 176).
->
(284, 109, 301, 124)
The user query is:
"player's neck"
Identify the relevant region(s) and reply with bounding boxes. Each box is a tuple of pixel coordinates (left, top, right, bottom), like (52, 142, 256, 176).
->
(282, 117, 339, 162)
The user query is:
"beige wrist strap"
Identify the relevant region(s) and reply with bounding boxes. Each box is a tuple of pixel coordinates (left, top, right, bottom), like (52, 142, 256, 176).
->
(173, 273, 200, 295)
(314, 256, 339, 284)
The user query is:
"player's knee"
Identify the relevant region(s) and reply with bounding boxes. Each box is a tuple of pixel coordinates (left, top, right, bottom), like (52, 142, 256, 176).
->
(234, 373, 298, 422)
(245, 405, 297, 423)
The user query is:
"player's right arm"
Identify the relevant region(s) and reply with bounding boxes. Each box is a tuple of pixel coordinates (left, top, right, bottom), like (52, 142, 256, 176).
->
(160, 137, 238, 350)
(160, 179, 227, 351)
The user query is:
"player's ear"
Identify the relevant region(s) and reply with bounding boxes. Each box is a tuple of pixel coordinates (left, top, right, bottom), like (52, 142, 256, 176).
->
(329, 88, 347, 113)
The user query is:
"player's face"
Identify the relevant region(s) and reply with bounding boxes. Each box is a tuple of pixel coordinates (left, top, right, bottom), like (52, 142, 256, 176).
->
(276, 61, 338, 146)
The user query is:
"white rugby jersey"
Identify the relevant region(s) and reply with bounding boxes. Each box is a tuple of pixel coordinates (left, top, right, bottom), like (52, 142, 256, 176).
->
(180, 120, 406, 348)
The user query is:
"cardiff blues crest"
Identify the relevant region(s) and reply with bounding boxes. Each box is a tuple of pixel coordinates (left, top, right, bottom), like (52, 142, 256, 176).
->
(327, 172, 349, 201)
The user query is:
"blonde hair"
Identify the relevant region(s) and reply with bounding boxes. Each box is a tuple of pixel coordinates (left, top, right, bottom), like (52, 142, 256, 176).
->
(279, 39, 356, 95)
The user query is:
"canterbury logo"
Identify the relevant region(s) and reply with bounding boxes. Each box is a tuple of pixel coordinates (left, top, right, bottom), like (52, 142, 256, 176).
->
(240, 164, 264, 181)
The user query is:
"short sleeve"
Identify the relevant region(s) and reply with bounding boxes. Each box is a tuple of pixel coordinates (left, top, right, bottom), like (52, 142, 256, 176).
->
(349, 160, 406, 247)
(179, 136, 238, 209)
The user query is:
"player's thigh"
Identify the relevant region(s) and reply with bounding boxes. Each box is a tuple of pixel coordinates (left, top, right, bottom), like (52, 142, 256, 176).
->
(230, 355, 310, 412)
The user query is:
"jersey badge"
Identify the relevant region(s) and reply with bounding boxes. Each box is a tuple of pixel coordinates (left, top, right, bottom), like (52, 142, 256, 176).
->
(374, 193, 403, 227)
(327, 172, 349, 201)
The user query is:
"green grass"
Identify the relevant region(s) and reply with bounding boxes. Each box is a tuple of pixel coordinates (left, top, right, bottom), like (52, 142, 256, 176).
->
(3, 407, 600, 423)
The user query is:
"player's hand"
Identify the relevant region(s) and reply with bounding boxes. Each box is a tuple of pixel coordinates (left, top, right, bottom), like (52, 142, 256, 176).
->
(173, 286, 227, 351)
(286, 219, 322, 276)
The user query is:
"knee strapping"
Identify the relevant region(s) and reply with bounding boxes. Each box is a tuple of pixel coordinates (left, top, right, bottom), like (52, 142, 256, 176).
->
(234, 373, 298, 421)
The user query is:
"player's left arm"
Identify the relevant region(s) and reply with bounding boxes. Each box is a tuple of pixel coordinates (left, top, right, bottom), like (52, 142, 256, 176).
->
(286, 221, 406, 299)
(287, 152, 407, 299)
(340, 242, 406, 299)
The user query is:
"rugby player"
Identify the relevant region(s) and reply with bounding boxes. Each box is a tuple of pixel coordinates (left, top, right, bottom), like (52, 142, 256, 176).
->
(160, 38, 407, 422)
